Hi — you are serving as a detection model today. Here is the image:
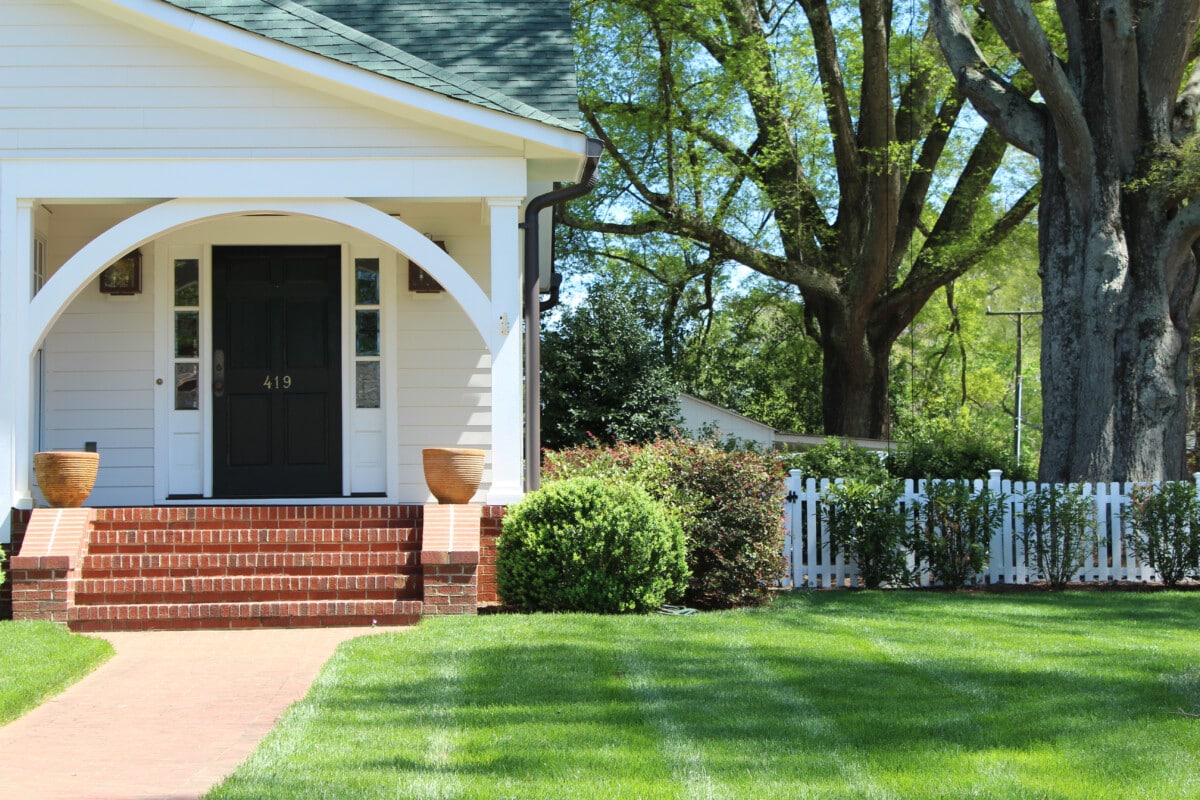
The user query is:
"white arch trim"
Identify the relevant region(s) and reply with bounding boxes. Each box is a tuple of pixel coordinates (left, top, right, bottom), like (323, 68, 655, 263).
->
(26, 198, 498, 356)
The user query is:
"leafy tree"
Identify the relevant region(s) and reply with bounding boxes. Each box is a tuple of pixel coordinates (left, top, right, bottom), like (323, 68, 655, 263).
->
(932, 1, 1200, 481)
(567, 0, 1038, 439)
(540, 284, 680, 449)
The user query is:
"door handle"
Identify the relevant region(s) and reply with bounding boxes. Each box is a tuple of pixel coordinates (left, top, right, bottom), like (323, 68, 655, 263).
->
(213, 349, 225, 397)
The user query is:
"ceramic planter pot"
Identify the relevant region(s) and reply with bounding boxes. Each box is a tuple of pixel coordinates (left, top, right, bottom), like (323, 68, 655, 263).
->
(422, 448, 485, 504)
(34, 451, 100, 508)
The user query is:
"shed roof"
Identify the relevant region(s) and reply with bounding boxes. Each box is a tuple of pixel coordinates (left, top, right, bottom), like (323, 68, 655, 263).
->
(162, 0, 580, 131)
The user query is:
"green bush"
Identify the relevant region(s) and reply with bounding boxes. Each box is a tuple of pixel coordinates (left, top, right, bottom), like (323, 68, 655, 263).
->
(888, 412, 1030, 480)
(781, 438, 889, 481)
(1020, 485, 1100, 588)
(1125, 482, 1200, 587)
(822, 478, 910, 589)
(545, 438, 786, 609)
(496, 477, 689, 613)
(909, 480, 1005, 589)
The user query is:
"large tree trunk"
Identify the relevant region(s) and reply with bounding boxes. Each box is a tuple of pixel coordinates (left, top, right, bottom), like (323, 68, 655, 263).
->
(931, 0, 1200, 483)
(1038, 138, 1194, 482)
(819, 319, 893, 439)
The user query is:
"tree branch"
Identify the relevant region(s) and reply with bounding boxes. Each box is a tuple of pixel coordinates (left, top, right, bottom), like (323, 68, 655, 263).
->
(893, 92, 964, 268)
(930, 0, 1046, 156)
(980, 0, 1094, 197)
(1139, 2, 1200, 136)
(581, 104, 672, 209)
(1100, 0, 1140, 175)
(800, 0, 860, 184)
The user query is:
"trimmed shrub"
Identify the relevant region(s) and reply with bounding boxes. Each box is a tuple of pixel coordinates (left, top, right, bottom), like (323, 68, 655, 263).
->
(496, 477, 689, 613)
(781, 438, 889, 482)
(1020, 485, 1100, 588)
(909, 480, 1005, 589)
(1126, 482, 1200, 587)
(822, 478, 910, 589)
(545, 438, 786, 609)
(888, 413, 1030, 481)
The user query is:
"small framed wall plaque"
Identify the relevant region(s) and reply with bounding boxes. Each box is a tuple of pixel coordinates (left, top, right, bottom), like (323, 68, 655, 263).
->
(408, 240, 447, 293)
(99, 249, 142, 295)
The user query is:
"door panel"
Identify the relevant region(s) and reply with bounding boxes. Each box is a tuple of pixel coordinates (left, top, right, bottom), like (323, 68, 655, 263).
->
(213, 245, 342, 497)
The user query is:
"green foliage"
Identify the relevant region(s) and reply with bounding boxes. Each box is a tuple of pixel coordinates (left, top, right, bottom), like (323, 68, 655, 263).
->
(1020, 485, 1100, 588)
(541, 284, 680, 450)
(496, 477, 689, 613)
(545, 438, 786, 608)
(888, 410, 1031, 480)
(781, 438, 890, 481)
(1126, 483, 1200, 588)
(909, 480, 1006, 589)
(821, 478, 910, 589)
(677, 281, 823, 435)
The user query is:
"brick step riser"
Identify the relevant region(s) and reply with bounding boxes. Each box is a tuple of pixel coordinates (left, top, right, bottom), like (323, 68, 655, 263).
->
(90, 522, 416, 534)
(82, 552, 414, 572)
(86, 542, 417, 556)
(74, 574, 416, 606)
(70, 613, 421, 632)
(76, 589, 407, 605)
(67, 599, 423, 633)
(89, 526, 416, 543)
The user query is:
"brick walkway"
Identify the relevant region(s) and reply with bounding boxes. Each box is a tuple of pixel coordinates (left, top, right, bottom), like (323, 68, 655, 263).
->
(0, 626, 392, 800)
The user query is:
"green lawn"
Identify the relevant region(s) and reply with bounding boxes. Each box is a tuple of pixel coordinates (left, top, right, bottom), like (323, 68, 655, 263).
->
(0, 620, 113, 725)
(207, 592, 1200, 799)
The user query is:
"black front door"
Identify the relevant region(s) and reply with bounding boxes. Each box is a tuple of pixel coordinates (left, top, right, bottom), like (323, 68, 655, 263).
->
(212, 245, 342, 497)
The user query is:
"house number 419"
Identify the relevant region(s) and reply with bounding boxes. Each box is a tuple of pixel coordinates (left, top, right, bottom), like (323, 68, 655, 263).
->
(262, 375, 293, 390)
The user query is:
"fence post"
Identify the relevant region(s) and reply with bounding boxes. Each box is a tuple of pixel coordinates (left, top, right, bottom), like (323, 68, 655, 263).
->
(784, 470, 802, 589)
(987, 469, 1004, 584)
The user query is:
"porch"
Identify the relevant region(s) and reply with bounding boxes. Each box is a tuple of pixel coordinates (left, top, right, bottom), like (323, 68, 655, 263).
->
(8, 503, 503, 630)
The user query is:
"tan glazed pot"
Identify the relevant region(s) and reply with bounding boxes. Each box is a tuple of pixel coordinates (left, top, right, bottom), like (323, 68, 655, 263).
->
(33, 451, 100, 508)
(422, 448, 485, 504)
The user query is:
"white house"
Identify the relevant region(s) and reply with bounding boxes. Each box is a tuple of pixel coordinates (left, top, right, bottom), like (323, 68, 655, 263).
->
(0, 0, 596, 544)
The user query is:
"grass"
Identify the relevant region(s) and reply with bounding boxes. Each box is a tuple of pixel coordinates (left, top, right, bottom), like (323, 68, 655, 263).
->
(0, 620, 114, 725)
(206, 592, 1200, 799)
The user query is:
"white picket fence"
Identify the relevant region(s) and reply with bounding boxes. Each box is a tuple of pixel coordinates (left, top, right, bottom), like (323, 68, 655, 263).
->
(781, 469, 1200, 589)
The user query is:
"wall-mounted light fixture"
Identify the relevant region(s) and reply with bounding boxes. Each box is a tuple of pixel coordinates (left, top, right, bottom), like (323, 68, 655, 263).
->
(99, 249, 142, 295)
(408, 239, 447, 293)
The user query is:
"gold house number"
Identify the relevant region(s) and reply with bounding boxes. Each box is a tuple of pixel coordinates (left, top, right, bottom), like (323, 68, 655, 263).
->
(262, 375, 293, 390)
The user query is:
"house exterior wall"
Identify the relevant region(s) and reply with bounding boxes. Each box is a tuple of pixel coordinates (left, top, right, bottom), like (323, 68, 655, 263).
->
(0, 0, 511, 160)
(678, 393, 779, 449)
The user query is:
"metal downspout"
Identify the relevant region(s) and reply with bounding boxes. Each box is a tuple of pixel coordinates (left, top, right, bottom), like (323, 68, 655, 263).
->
(522, 137, 603, 492)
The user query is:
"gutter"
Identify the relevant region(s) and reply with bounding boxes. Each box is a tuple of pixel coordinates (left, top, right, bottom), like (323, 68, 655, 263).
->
(522, 137, 604, 492)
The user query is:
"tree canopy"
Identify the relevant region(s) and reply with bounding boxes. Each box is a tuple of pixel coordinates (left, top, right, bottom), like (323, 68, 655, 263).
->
(566, 0, 1039, 439)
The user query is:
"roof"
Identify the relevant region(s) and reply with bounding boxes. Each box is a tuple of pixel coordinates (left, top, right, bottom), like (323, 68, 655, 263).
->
(162, 0, 581, 131)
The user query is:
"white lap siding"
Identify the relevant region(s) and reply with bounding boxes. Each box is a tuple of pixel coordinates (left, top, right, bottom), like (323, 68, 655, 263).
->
(0, 0, 512, 160)
(40, 281, 156, 507)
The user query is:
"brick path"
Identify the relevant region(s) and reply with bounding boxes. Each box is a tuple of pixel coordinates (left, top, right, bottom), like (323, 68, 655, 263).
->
(0, 626, 392, 800)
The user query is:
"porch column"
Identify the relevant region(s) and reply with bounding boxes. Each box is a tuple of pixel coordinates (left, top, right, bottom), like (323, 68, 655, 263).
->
(487, 197, 524, 504)
(0, 197, 34, 539)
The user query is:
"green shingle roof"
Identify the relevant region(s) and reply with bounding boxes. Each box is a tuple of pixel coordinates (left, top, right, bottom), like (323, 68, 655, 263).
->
(163, 0, 581, 131)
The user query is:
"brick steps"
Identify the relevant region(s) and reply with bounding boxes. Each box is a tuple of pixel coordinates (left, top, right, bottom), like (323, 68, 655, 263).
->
(13, 504, 494, 631)
(64, 506, 423, 631)
(74, 574, 406, 606)
(68, 599, 422, 632)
